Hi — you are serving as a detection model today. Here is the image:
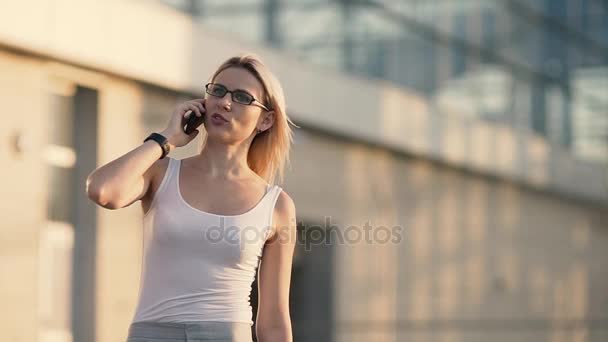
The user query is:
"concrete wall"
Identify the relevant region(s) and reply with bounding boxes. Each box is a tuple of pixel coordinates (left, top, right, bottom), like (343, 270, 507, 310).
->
(0, 49, 48, 341)
(0, 49, 141, 342)
(286, 129, 608, 342)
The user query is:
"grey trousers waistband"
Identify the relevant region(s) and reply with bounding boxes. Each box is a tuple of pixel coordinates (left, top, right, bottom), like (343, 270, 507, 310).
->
(127, 321, 253, 342)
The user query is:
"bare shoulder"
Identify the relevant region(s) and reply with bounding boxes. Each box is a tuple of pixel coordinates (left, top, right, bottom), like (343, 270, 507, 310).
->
(275, 190, 296, 215)
(269, 189, 296, 241)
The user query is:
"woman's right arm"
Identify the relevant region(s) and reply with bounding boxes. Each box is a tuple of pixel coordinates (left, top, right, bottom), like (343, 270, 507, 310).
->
(85, 99, 206, 210)
(85, 140, 167, 209)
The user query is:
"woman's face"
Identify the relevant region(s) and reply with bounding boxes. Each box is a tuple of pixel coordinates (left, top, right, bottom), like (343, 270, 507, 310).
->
(204, 67, 272, 142)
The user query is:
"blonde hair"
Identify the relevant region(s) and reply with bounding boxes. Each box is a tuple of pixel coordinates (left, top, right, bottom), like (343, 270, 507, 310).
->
(203, 53, 298, 185)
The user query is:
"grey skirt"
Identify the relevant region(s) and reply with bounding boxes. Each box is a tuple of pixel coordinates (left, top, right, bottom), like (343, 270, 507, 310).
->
(126, 321, 253, 342)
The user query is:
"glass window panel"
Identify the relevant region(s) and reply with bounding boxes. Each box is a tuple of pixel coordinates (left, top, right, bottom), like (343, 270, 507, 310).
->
(46, 164, 74, 223)
(48, 94, 74, 148)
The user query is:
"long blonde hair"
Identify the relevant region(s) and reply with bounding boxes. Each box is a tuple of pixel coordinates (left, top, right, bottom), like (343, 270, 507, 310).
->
(203, 53, 298, 185)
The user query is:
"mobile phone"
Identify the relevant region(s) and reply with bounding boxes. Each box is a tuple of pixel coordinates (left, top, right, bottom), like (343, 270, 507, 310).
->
(183, 111, 205, 135)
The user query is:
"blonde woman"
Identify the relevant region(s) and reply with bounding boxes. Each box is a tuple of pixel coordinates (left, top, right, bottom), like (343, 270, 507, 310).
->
(86, 54, 297, 342)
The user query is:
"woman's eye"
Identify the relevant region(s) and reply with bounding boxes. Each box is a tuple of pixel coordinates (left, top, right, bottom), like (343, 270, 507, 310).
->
(235, 93, 251, 103)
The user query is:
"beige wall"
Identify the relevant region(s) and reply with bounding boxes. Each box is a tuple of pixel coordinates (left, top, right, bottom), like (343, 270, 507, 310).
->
(0, 50, 48, 341)
(286, 129, 608, 342)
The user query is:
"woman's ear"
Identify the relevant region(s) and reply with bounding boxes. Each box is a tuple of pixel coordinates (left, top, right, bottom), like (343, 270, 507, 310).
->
(262, 111, 275, 129)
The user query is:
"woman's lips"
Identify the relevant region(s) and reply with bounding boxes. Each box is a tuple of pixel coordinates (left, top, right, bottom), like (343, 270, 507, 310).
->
(212, 113, 228, 122)
(210, 113, 229, 125)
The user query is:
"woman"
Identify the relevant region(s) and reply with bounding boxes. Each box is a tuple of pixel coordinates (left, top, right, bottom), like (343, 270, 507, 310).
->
(86, 53, 298, 342)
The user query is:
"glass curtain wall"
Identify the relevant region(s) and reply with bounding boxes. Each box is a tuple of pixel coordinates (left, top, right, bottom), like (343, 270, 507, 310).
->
(158, 0, 608, 163)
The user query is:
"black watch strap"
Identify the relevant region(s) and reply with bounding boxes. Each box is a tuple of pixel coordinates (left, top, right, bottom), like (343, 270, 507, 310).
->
(144, 132, 171, 159)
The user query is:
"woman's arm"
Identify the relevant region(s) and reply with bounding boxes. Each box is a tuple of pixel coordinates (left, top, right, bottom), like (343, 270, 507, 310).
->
(85, 100, 204, 209)
(85, 140, 167, 209)
(256, 191, 297, 342)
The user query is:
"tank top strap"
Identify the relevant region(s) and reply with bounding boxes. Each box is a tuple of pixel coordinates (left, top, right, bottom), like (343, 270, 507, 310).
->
(162, 157, 179, 191)
(143, 157, 179, 218)
(164, 157, 186, 203)
(167, 156, 178, 178)
(263, 184, 283, 241)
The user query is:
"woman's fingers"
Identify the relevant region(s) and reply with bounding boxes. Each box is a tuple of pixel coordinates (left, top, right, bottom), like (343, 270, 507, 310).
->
(194, 102, 205, 115)
(184, 100, 204, 116)
(187, 103, 202, 117)
(178, 100, 205, 121)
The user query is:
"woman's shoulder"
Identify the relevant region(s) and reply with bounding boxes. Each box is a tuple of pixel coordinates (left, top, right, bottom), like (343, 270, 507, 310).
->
(268, 189, 296, 241)
(274, 189, 295, 218)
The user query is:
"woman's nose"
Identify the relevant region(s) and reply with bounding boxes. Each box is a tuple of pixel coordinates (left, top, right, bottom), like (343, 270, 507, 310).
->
(219, 92, 232, 108)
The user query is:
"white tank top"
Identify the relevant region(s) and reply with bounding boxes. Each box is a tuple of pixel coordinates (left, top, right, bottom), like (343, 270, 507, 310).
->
(131, 157, 283, 325)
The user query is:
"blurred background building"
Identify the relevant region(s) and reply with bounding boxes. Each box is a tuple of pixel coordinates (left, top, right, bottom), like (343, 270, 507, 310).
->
(0, 1, 607, 342)
(162, 0, 608, 163)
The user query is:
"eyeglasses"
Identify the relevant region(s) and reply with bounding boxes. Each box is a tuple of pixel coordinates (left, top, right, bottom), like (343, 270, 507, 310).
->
(205, 83, 271, 111)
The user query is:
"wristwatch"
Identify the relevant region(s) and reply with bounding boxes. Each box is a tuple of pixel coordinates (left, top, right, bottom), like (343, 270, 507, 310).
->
(144, 132, 171, 159)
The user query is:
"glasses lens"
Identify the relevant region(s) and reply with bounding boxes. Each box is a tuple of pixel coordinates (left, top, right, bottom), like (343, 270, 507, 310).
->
(207, 84, 226, 97)
(233, 91, 253, 104)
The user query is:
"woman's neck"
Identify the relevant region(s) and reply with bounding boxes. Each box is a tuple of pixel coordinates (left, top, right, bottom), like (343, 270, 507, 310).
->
(191, 146, 254, 180)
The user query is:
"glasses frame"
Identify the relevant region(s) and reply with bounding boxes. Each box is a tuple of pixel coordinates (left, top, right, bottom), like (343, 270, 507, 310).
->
(205, 83, 271, 111)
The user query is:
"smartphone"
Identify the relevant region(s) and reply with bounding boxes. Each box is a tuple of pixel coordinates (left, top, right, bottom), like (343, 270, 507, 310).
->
(183, 111, 205, 135)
